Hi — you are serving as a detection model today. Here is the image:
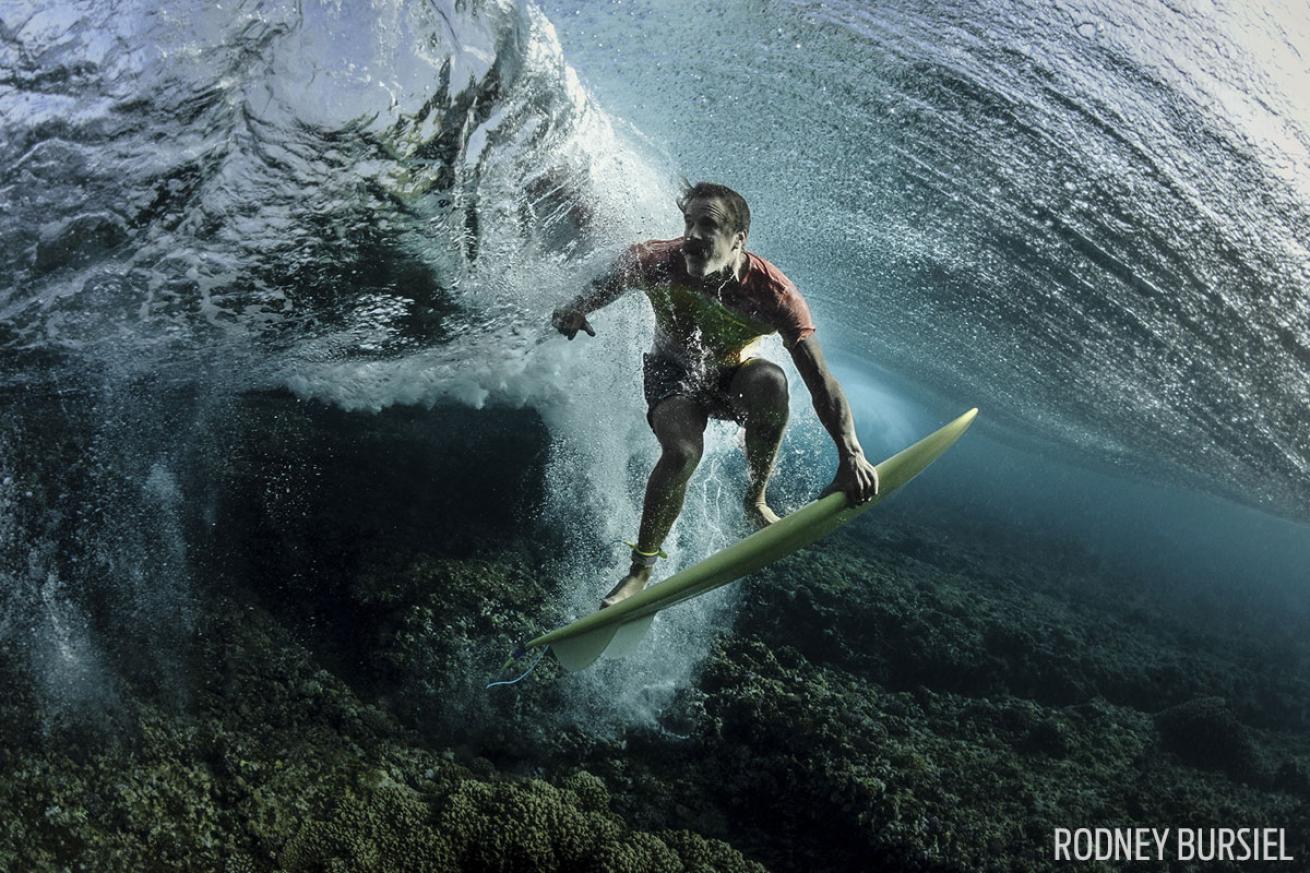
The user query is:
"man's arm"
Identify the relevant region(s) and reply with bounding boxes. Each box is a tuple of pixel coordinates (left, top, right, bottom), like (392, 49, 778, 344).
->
(788, 335, 880, 503)
(552, 257, 636, 340)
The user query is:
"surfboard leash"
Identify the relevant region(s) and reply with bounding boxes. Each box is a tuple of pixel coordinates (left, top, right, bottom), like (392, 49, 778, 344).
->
(485, 641, 550, 689)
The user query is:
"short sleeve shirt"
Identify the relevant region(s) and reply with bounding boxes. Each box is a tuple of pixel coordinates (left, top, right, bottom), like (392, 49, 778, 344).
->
(616, 237, 816, 368)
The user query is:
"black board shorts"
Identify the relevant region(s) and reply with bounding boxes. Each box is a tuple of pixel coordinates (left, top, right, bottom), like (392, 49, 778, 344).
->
(642, 352, 760, 431)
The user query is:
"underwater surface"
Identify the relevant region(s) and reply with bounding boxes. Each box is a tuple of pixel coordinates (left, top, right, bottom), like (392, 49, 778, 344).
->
(1, 0, 1307, 869)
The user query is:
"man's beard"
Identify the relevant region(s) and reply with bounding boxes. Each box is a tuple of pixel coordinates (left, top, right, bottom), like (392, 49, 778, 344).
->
(684, 251, 730, 282)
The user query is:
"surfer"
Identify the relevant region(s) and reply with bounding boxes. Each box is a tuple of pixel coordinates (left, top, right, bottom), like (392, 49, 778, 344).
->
(552, 182, 879, 608)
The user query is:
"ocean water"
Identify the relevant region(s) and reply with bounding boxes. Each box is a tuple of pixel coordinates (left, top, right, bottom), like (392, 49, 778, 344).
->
(538, 0, 1309, 528)
(0, 0, 1307, 867)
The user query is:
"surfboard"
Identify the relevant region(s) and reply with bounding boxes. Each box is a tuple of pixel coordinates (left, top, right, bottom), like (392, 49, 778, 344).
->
(506, 407, 978, 673)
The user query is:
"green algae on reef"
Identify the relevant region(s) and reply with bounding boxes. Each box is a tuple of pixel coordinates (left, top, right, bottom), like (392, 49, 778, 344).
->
(0, 591, 763, 873)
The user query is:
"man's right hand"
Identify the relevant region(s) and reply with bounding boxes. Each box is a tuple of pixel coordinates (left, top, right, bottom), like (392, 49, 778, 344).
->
(552, 306, 596, 340)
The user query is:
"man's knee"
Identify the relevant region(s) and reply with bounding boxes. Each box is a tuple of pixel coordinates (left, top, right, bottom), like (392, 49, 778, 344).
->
(660, 438, 703, 479)
(650, 397, 707, 478)
(734, 361, 789, 425)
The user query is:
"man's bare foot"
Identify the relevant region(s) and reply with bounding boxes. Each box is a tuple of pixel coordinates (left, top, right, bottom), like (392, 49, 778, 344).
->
(745, 499, 781, 529)
(600, 564, 653, 609)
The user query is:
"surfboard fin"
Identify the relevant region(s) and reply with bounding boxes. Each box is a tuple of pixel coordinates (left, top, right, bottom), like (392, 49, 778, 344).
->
(548, 613, 655, 671)
(602, 614, 655, 660)
(550, 623, 621, 671)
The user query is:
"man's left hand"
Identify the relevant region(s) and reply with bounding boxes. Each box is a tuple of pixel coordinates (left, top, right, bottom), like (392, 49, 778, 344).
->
(824, 452, 880, 505)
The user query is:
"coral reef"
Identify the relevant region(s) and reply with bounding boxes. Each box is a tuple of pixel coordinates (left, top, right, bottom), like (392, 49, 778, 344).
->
(0, 592, 762, 873)
(3, 396, 1307, 871)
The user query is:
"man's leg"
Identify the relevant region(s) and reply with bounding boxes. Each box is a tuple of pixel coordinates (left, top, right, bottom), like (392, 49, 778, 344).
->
(729, 360, 789, 527)
(601, 396, 709, 608)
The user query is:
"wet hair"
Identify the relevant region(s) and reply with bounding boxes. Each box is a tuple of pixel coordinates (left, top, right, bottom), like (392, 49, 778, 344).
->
(676, 179, 751, 238)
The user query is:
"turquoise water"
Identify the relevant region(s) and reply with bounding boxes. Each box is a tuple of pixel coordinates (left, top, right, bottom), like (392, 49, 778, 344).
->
(1, 0, 1306, 762)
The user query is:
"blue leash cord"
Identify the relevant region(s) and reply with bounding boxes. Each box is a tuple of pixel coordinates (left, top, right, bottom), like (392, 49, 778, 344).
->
(486, 644, 550, 689)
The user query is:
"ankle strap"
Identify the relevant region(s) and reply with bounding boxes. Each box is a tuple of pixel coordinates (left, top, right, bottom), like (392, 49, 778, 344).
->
(625, 540, 667, 567)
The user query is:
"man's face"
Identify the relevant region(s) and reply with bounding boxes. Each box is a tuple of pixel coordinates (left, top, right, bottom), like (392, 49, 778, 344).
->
(681, 196, 744, 280)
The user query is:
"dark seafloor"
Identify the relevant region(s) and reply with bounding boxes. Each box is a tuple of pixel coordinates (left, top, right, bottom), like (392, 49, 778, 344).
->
(1, 393, 1306, 873)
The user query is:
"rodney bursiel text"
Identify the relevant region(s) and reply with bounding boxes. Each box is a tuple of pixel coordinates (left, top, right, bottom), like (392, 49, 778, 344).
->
(1053, 828, 1295, 861)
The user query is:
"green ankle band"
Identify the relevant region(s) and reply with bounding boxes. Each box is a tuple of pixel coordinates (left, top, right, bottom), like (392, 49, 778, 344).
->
(625, 540, 667, 566)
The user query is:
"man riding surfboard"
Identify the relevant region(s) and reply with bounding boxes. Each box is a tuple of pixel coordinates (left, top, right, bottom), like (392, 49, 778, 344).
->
(552, 182, 879, 609)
